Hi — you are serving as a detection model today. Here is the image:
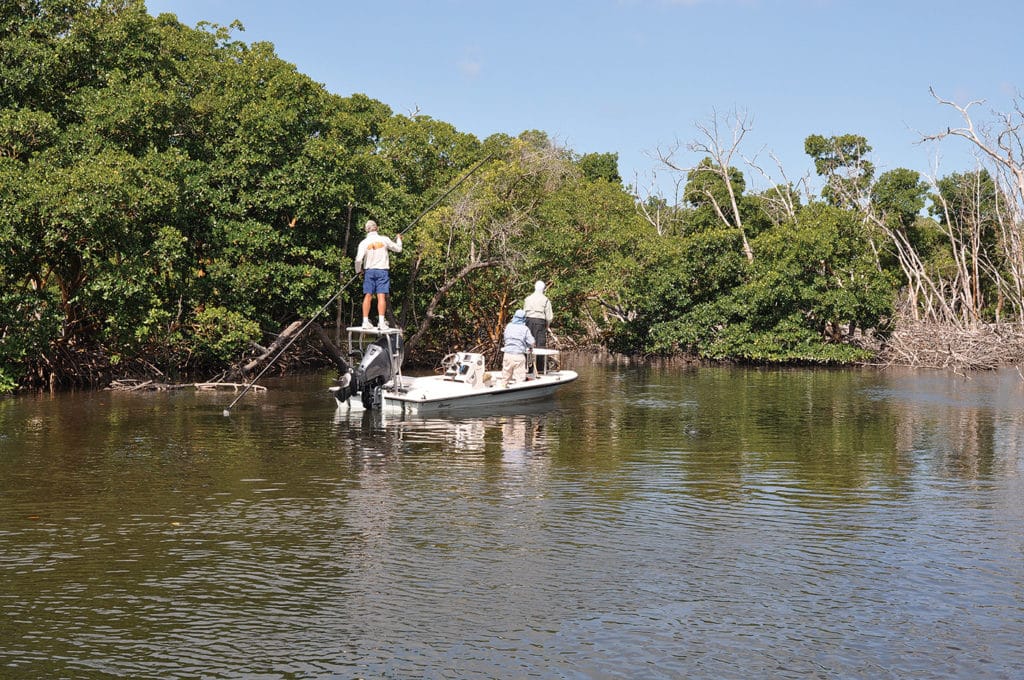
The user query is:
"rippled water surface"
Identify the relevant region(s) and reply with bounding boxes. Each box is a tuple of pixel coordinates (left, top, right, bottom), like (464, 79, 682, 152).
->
(2, 360, 1023, 678)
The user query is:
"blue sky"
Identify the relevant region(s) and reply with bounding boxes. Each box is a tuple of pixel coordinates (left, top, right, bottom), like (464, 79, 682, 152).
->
(146, 0, 1023, 198)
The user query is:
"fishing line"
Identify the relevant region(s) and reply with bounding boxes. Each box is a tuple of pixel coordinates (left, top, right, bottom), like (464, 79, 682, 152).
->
(222, 153, 493, 416)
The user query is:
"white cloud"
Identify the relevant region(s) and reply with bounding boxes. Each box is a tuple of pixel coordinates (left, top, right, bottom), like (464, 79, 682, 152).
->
(458, 59, 482, 78)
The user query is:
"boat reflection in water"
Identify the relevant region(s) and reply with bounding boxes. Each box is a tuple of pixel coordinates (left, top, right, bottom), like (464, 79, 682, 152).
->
(332, 396, 556, 465)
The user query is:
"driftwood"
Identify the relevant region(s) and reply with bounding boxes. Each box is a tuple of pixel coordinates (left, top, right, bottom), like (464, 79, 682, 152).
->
(108, 379, 267, 392)
(879, 321, 1024, 372)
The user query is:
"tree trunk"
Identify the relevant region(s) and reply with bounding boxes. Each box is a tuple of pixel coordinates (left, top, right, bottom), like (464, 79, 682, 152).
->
(310, 322, 351, 373)
(237, 320, 304, 376)
(405, 260, 500, 350)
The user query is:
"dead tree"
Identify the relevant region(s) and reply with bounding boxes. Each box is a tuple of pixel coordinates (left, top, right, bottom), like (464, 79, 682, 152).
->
(923, 88, 1024, 324)
(232, 320, 304, 378)
(658, 107, 755, 262)
(743, 150, 810, 228)
(634, 169, 686, 236)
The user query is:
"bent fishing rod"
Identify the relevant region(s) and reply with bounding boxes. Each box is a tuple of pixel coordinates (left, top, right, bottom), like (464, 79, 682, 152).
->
(222, 153, 493, 416)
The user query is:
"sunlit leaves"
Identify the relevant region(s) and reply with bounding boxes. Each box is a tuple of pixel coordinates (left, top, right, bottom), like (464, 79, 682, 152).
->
(805, 133, 875, 209)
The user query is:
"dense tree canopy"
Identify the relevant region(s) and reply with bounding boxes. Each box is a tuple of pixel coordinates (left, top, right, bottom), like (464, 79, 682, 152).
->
(1, 1, 1021, 393)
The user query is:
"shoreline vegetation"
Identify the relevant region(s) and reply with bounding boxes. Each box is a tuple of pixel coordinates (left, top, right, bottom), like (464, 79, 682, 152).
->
(4, 2, 1024, 395)
(104, 318, 1024, 394)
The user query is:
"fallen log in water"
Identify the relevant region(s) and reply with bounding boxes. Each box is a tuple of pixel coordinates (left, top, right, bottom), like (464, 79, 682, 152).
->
(107, 379, 267, 392)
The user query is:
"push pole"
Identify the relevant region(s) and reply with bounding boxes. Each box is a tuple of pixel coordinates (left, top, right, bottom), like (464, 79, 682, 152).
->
(221, 153, 493, 416)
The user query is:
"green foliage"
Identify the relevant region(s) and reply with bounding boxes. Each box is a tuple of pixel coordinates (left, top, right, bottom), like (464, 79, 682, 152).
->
(530, 165, 648, 339)
(0, 108, 58, 158)
(868, 167, 933, 268)
(577, 152, 621, 183)
(728, 203, 894, 360)
(190, 306, 261, 364)
(1, 2, 995, 389)
(615, 203, 893, 363)
(872, 168, 928, 228)
(0, 2, 412, 386)
(206, 218, 342, 323)
(805, 133, 875, 208)
(0, 285, 61, 394)
(613, 228, 746, 354)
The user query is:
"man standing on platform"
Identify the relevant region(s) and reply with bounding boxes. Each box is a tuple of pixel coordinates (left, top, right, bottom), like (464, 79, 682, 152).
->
(354, 219, 402, 330)
(523, 280, 553, 372)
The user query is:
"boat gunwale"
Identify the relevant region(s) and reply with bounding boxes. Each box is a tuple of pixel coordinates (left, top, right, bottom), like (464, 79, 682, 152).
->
(381, 370, 578, 405)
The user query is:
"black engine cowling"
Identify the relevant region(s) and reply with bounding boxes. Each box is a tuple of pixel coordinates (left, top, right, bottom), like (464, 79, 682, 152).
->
(334, 335, 404, 409)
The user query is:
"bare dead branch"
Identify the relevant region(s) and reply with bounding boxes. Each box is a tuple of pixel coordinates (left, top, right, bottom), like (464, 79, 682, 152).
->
(405, 259, 501, 350)
(657, 108, 755, 261)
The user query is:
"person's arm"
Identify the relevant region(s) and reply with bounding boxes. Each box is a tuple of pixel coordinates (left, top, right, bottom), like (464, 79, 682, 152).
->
(544, 299, 553, 323)
(356, 242, 368, 272)
(354, 241, 366, 273)
(389, 234, 403, 252)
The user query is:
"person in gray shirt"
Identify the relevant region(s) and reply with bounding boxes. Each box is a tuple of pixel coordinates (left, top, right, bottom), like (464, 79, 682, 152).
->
(523, 280, 552, 371)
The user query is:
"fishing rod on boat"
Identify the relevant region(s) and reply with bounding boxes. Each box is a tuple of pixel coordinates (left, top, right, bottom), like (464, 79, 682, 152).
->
(221, 152, 494, 417)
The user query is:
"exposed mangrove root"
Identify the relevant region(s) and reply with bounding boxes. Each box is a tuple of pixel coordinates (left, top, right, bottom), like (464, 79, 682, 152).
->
(879, 321, 1024, 372)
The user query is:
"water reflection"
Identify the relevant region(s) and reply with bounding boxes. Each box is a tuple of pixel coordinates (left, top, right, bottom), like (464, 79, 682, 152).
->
(1, 363, 1023, 678)
(865, 368, 1024, 480)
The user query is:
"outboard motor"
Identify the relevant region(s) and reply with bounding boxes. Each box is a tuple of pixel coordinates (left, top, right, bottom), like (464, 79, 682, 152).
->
(353, 334, 404, 409)
(331, 370, 355, 404)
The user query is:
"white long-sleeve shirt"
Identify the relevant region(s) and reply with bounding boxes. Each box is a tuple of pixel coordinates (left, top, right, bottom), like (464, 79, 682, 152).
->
(354, 233, 402, 273)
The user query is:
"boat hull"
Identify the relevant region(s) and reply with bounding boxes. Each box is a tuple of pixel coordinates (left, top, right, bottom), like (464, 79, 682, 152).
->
(333, 370, 578, 415)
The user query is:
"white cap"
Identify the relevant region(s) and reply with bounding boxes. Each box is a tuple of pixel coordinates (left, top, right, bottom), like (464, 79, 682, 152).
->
(535, 280, 546, 293)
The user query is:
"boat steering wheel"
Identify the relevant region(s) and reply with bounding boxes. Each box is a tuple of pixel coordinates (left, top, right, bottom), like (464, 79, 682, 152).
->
(437, 353, 459, 374)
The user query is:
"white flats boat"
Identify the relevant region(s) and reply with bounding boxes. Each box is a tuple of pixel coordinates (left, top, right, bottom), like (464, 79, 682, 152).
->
(329, 327, 577, 415)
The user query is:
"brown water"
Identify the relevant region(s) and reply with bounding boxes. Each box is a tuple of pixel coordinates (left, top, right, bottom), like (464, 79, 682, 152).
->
(1, 359, 1023, 678)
